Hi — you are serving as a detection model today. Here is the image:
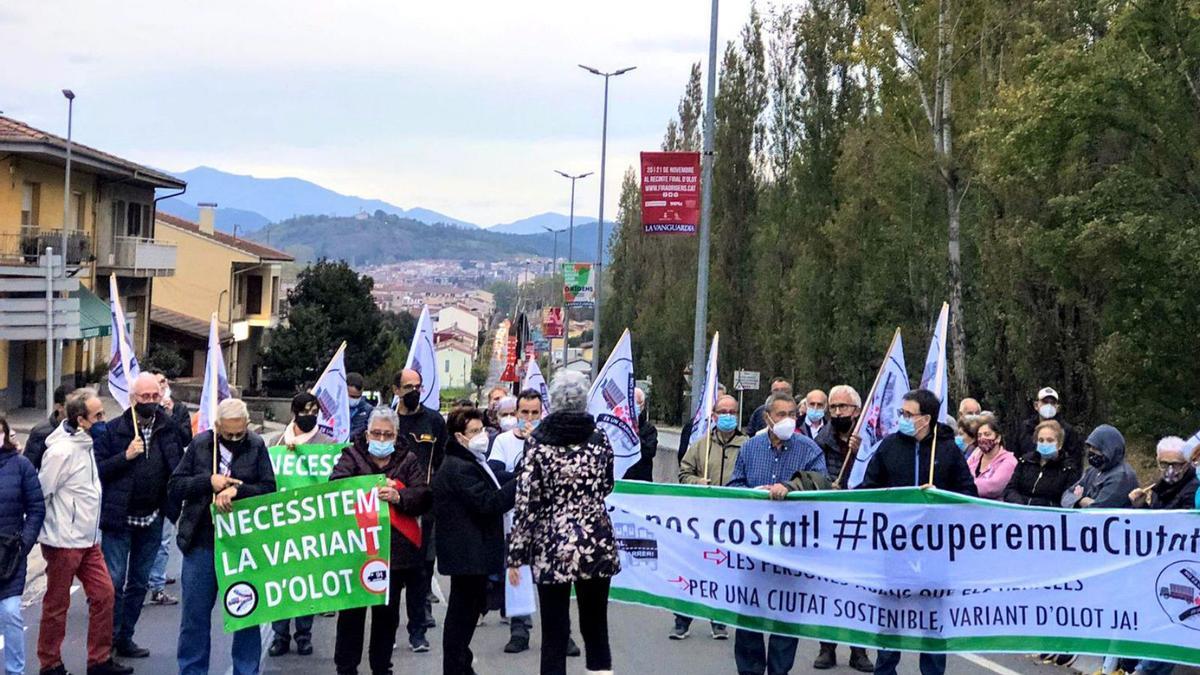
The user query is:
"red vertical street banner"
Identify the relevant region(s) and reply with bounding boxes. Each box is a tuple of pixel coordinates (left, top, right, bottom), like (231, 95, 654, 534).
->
(640, 151, 701, 235)
(543, 307, 564, 339)
(506, 336, 518, 366)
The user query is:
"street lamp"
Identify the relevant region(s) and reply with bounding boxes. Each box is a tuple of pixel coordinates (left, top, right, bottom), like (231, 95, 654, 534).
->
(61, 89, 74, 270)
(553, 169, 592, 259)
(541, 225, 565, 271)
(578, 64, 635, 379)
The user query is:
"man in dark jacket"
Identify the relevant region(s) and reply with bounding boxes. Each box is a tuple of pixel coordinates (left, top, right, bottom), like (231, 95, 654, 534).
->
(330, 406, 432, 675)
(22, 384, 68, 471)
(624, 387, 658, 481)
(346, 371, 374, 438)
(1013, 387, 1084, 462)
(94, 373, 185, 659)
(1132, 437, 1199, 510)
(0, 416, 46, 675)
(145, 371, 188, 607)
(168, 397, 276, 675)
(433, 407, 518, 675)
(859, 389, 975, 675)
(393, 367, 448, 647)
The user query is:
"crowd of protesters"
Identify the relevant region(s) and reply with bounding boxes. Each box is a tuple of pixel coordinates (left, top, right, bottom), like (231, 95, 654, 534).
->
(0, 363, 1194, 675)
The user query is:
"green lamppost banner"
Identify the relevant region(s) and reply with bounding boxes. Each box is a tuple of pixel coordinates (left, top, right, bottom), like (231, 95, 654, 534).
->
(214, 475, 391, 632)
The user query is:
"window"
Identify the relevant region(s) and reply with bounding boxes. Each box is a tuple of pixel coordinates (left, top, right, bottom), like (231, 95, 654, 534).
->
(246, 274, 263, 314)
(70, 191, 84, 230)
(445, 359, 450, 373)
(21, 182, 41, 227)
(126, 201, 143, 237)
(112, 200, 126, 235)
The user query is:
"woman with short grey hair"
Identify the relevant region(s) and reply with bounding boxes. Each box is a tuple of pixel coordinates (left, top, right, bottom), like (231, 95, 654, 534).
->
(508, 369, 618, 674)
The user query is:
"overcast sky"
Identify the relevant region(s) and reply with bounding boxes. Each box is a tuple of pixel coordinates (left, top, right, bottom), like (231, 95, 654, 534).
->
(1, 1, 755, 226)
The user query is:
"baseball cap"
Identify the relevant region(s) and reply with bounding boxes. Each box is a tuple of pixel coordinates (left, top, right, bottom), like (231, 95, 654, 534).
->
(1036, 387, 1059, 401)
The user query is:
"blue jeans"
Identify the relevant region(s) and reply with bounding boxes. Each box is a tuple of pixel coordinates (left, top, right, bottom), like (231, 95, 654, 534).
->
(100, 517, 163, 646)
(178, 546, 262, 675)
(148, 519, 175, 592)
(733, 629, 798, 675)
(1136, 661, 1176, 675)
(1, 595, 24, 675)
(874, 650, 946, 675)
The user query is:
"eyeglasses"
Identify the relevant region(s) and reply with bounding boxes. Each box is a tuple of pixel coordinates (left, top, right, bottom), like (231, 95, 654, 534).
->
(367, 430, 397, 441)
(896, 409, 925, 421)
(134, 392, 162, 403)
(829, 403, 858, 413)
(1159, 460, 1188, 471)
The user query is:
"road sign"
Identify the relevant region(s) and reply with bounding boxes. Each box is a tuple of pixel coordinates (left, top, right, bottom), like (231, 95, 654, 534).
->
(734, 370, 760, 391)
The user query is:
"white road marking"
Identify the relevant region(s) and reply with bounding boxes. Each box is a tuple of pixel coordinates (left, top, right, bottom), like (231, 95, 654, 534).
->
(958, 653, 1029, 675)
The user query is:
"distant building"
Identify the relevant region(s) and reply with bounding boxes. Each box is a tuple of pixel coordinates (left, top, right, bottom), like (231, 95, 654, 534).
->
(437, 342, 474, 388)
(433, 305, 481, 340)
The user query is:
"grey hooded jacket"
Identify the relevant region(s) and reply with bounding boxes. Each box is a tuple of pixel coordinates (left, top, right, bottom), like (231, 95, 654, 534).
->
(1061, 425, 1138, 508)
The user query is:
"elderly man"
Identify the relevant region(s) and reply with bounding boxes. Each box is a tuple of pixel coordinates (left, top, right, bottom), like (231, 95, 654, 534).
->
(800, 389, 828, 440)
(94, 373, 186, 659)
(727, 392, 826, 675)
(745, 378, 792, 437)
(957, 397, 982, 418)
(38, 389, 131, 675)
(169, 398, 276, 675)
(393, 367, 448, 651)
(623, 387, 658, 481)
(672, 393, 745, 641)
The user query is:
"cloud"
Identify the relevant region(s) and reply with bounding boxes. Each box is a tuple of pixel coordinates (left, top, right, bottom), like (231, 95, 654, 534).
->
(0, 0, 755, 225)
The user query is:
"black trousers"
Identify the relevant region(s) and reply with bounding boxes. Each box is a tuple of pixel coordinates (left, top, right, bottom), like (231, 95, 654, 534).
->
(537, 577, 612, 675)
(334, 566, 423, 675)
(442, 575, 488, 675)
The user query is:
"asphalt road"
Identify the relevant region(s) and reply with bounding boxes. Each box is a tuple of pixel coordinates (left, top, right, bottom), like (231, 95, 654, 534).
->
(18, 428, 1079, 675)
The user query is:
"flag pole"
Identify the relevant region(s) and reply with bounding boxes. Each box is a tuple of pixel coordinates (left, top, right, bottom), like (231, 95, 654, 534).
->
(927, 424, 938, 487)
(702, 430, 713, 484)
(834, 327, 901, 489)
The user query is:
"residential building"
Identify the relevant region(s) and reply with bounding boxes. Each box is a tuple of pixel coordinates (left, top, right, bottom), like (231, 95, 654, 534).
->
(152, 208, 292, 389)
(437, 342, 474, 389)
(433, 305, 481, 340)
(0, 115, 184, 409)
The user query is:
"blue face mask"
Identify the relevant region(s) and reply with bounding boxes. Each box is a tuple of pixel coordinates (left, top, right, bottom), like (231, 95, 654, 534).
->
(715, 414, 738, 433)
(897, 418, 917, 437)
(367, 439, 395, 458)
(1036, 442, 1058, 458)
(955, 436, 966, 451)
(806, 408, 825, 423)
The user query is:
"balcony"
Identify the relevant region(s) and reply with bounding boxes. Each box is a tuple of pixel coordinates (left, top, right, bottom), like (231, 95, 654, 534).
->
(95, 235, 177, 277)
(0, 227, 92, 267)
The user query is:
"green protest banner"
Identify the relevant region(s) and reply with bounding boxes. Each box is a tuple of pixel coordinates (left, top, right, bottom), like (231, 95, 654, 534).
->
(267, 443, 347, 491)
(214, 475, 391, 632)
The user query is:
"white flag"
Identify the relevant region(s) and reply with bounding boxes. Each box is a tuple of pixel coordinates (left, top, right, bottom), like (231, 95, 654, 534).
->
(107, 274, 140, 409)
(685, 333, 719, 450)
(311, 342, 351, 442)
(521, 356, 549, 416)
(847, 329, 909, 488)
(1184, 430, 1200, 458)
(404, 305, 441, 409)
(196, 313, 230, 436)
(587, 329, 641, 480)
(919, 302, 952, 425)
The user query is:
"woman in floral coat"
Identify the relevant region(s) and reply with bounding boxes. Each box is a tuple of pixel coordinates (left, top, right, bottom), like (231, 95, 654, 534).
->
(507, 370, 620, 675)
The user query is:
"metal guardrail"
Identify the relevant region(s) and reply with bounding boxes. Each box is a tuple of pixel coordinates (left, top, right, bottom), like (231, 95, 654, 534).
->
(0, 227, 92, 265)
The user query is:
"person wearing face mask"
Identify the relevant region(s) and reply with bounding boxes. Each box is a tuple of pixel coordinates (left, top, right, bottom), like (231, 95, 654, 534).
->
(0, 415, 45, 675)
(93, 372, 186, 660)
(264, 391, 336, 657)
(744, 378, 792, 437)
(38, 389, 132, 675)
(1131, 436, 1198, 510)
(859, 390, 975, 675)
(964, 415, 1017, 500)
(169, 397, 276, 675)
(726, 392, 826, 675)
(1061, 424, 1138, 509)
(145, 370, 188, 608)
(804, 385, 875, 672)
(329, 406, 431, 675)
(392, 367, 449, 647)
(490, 395, 520, 445)
(799, 389, 828, 440)
(433, 407, 518, 675)
(673, 394, 746, 641)
(345, 372, 375, 438)
(1003, 420, 1081, 507)
(1014, 387, 1083, 463)
(622, 387, 659, 481)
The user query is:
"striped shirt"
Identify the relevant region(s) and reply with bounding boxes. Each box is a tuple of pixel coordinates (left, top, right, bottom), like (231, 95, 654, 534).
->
(727, 433, 827, 488)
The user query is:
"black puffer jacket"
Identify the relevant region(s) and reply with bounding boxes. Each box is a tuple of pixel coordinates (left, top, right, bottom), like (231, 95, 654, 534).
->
(22, 414, 59, 471)
(168, 430, 276, 553)
(331, 434, 432, 569)
(1003, 451, 1081, 507)
(859, 423, 978, 495)
(0, 448, 45, 600)
(622, 411, 658, 481)
(95, 407, 185, 530)
(432, 440, 516, 576)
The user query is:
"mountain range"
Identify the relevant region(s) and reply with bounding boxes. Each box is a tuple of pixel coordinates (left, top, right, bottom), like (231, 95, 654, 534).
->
(157, 166, 601, 236)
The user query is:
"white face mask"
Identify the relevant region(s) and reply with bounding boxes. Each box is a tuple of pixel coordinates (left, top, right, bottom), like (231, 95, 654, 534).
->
(499, 415, 518, 432)
(467, 432, 490, 457)
(1039, 403, 1057, 419)
(0, 432, 6, 447)
(771, 417, 797, 441)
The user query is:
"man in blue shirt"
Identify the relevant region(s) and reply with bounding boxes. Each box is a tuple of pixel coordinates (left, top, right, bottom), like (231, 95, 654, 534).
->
(726, 392, 826, 675)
